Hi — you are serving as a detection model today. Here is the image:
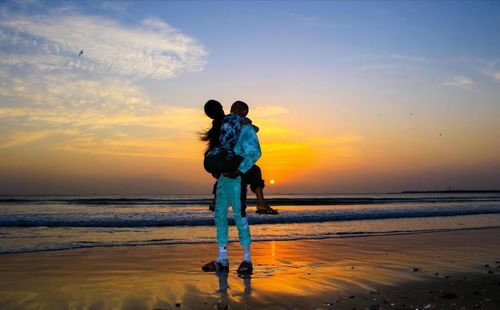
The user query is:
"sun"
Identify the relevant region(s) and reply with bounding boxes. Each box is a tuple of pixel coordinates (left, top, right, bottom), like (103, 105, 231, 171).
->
(269, 179, 275, 185)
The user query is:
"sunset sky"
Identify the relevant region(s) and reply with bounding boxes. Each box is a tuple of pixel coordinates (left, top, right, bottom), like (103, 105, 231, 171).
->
(0, 1, 499, 194)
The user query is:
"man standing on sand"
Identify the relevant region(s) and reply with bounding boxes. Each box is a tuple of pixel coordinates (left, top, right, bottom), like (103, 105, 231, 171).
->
(201, 100, 261, 275)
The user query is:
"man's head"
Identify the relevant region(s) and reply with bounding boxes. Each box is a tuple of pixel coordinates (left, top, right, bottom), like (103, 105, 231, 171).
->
(230, 100, 249, 117)
(204, 99, 224, 120)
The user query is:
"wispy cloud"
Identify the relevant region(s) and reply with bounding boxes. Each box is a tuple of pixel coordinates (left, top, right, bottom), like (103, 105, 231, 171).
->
(359, 64, 398, 72)
(0, 70, 152, 109)
(98, 1, 130, 12)
(388, 53, 429, 63)
(0, 11, 207, 80)
(0, 99, 206, 155)
(358, 53, 428, 73)
(442, 76, 475, 87)
(0, 8, 209, 157)
(480, 58, 500, 82)
(0, 130, 52, 148)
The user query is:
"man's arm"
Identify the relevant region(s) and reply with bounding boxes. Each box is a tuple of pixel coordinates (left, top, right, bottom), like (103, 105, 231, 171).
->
(237, 125, 261, 174)
(242, 117, 259, 133)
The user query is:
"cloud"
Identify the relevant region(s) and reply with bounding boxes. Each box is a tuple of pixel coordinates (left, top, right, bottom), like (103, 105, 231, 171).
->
(359, 64, 398, 72)
(98, 1, 130, 12)
(358, 53, 429, 72)
(0, 130, 52, 148)
(0, 7, 210, 158)
(0, 52, 206, 157)
(388, 53, 429, 63)
(0, 101, 206, 156)
(0, 11, 207, 80)
(442, 76, 475, 87)
(0, 70, 152, 110)
(480, 58, 500, 82)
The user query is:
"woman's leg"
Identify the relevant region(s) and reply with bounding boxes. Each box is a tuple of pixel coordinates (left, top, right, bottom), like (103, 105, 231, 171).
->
(243, 165, 278, 214)
(243, 165, 265, 206)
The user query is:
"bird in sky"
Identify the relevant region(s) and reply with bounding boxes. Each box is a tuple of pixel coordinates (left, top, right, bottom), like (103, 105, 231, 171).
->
(79, 50, 83, 57)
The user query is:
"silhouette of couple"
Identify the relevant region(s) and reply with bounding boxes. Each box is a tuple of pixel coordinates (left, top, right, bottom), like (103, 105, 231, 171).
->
(200, 99, 277, 275)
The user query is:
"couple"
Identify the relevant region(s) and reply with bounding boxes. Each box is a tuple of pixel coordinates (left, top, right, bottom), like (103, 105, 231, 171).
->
(200, 99, 277, 275)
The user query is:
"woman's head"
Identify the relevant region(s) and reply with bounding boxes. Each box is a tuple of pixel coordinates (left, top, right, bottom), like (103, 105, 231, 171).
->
(200, 100, 225, 154)
(204, 99, 224, 120)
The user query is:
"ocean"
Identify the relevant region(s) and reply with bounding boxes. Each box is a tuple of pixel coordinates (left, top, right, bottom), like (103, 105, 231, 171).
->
(1, 192, 499, 254)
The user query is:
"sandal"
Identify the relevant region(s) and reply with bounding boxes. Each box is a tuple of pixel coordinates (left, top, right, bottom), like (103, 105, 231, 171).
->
(256, 204, 279, 215)
(202, 260, 229, 273)
(237, 261, 253, 275)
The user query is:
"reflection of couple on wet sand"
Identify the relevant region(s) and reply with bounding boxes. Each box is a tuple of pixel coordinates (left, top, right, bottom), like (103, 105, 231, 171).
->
(200, 99, 278, 275)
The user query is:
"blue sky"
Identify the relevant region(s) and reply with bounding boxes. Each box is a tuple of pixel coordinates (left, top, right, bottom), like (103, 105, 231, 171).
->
(0, 0, 499, 194)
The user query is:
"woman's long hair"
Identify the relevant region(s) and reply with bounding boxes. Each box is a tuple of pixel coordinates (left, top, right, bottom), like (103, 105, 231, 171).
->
(200, 100, 225, 154)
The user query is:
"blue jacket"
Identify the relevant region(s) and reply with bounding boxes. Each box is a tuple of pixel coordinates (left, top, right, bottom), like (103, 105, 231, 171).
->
(234, 124, 261, 174)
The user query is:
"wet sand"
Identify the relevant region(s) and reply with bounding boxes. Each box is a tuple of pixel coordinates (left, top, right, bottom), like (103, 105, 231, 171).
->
(0, 227, 499, 309)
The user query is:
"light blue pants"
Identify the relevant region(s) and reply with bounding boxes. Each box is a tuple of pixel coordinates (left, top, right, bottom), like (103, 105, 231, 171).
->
(215, 175, 251, 246)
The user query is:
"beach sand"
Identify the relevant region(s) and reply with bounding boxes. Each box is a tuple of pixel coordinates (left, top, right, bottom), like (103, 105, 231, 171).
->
(1, 227, 499, 309)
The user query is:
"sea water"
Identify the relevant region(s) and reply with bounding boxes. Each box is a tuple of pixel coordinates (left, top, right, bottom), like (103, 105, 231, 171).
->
(0, 193, 499, 254)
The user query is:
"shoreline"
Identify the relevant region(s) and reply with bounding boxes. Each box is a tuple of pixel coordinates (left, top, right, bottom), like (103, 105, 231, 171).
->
(1, 228, 499, 309)
(1, 225, 500, 256)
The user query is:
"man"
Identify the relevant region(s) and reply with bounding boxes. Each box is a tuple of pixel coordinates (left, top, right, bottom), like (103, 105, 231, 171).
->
(202, 101, 261, 275)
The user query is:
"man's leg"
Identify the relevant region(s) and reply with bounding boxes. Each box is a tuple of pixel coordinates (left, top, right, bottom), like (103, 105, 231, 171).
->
(202, 178, 230, 272)
(214, 179, 230, 265)
(240, 178, 247, 217)
(224, 176, 253, 274)
(209, 181, 217, 212)
(224, 176, 251, 251)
